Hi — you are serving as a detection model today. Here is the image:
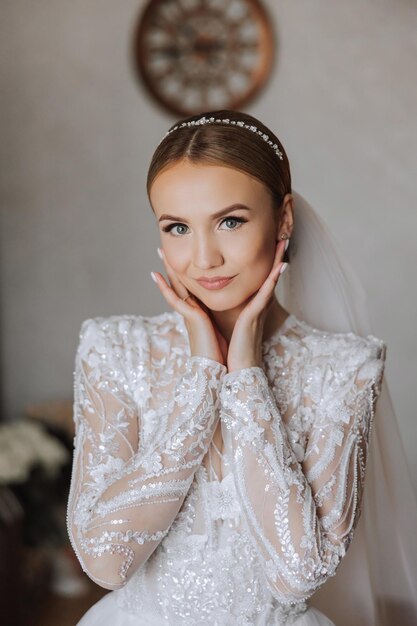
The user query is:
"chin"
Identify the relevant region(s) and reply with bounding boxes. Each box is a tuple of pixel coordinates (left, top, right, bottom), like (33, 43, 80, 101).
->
(194, 287, 258, 312)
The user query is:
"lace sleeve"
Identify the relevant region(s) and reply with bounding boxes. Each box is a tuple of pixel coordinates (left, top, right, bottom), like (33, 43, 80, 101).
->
(220, 335, 386, 604)
(67, 318, 226, 590)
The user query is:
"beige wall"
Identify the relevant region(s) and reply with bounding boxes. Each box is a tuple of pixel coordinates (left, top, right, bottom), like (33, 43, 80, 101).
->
(1, 1, 416, 492)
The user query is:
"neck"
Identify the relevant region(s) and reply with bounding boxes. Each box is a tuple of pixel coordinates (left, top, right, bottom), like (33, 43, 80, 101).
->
(210, 294, 290, 344)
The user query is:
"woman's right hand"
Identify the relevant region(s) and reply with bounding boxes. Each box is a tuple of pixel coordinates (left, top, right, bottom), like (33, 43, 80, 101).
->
(151, 249, 228, 366)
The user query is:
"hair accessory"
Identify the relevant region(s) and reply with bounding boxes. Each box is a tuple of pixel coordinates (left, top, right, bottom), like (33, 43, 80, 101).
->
(158, 116, 284, 160)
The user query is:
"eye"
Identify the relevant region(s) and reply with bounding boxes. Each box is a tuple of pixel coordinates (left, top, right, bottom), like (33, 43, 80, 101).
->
(219, 216, 247, 230)
(161, 215, 247, 237)
(162, 223, 189, 236)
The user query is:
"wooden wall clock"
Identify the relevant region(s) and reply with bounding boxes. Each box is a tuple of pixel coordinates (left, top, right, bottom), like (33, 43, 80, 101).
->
(131, 0, 275, 116)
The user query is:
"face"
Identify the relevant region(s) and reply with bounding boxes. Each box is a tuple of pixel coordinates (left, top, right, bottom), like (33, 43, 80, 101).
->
(149, 160, 281, 312)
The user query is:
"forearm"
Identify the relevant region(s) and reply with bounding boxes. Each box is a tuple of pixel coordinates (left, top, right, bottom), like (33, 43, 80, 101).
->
(220, 364, 379, 603)
(68, 355, 226, 589)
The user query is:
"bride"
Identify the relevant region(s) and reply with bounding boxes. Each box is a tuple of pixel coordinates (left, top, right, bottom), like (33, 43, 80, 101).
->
(67, 109, 416, 625)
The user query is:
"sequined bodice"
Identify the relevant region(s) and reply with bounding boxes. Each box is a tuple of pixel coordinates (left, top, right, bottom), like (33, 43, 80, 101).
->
(67, 311, 386, 625)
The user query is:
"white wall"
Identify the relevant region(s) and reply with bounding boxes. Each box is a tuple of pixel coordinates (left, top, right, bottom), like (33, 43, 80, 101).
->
(1, 0, 416, 492)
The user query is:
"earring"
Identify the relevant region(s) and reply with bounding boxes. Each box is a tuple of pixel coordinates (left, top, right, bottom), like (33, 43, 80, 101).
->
(278, 233, 290, 243)
(278, 233, 290, 251)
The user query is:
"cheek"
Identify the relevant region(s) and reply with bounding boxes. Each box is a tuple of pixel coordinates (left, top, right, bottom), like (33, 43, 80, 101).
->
(237, 231, 276, 275)
(242, 257, 273, 293)
(218, 232, 275, 303)
(162, 242, 189, 274)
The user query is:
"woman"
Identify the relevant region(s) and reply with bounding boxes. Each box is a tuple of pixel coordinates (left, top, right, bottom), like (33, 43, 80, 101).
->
(67, 109, 408, 626)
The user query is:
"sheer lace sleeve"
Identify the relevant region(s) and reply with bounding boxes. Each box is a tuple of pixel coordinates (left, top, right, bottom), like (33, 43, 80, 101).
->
(220, 333, 386, 604)
(67, 317, 226, 590)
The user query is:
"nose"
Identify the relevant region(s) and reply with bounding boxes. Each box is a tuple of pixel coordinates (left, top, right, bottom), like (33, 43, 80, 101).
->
(192, 233, 224, 270)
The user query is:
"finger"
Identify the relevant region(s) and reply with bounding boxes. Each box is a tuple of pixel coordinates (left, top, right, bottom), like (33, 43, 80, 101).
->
(151, 271, 197, 315)
(244, 261, 287, 318)
(271, 239, 287, 274)
(158, 248, 180, 288)
(267, 239, 289, 285)
(158, 249, 190, 299)
(272, 261, 288, 281)
(244, 244, 283, 308)
(198, 296, 214, 318)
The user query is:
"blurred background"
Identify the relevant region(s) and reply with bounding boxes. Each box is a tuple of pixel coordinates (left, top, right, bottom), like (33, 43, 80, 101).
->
(1, 0, 416, 624)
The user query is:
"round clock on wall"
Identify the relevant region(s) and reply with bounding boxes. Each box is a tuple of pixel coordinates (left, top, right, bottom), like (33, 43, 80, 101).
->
(131, 0, 275, 116)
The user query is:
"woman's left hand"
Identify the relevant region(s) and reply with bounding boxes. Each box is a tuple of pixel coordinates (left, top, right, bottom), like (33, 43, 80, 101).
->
(226, 240, 288, 373)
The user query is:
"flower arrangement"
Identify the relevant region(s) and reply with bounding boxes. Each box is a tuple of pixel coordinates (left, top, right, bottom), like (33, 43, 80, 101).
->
(0, 419, 70, 548)
(0, 420, 68, 484)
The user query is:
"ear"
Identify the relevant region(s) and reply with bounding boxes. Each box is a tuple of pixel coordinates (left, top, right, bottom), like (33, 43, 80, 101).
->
(276, 193, 294, 241)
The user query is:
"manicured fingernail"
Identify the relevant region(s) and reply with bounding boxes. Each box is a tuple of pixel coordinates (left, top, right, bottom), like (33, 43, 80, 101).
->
(285, 239, 290, 251)
(157, 247, 163, 259)
(150, 271, 157, 283)
(279, 262, 288, 274)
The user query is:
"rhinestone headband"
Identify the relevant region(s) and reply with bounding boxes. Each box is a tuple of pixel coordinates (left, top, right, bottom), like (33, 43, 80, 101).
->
(158, 115, 284, 160)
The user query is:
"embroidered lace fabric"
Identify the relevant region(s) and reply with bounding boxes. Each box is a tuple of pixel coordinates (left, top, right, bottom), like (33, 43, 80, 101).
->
(67, 310, 386, 625)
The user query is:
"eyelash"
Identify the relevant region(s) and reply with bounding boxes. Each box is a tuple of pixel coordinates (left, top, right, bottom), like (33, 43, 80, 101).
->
(162, 216, 247, 237)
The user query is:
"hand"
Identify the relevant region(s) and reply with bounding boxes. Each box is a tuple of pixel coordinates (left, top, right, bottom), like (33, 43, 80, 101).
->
(151, 249, 228, 365)
(226, 240, 288, 373)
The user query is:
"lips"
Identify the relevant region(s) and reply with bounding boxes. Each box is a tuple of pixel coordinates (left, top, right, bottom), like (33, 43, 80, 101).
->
(196, 275, 235, 290)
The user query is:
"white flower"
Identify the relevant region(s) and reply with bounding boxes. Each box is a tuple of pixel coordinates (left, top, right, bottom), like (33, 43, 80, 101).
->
(88, 455, 125, 487)
(237, 418, 264, 445)
(300, 532, 315, 551)
(265, 559, 278, 582)
(0, 420, 69, 484)
(139, 451, 163, 474)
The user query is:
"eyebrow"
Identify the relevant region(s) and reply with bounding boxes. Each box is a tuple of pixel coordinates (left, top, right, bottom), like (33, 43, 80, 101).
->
(158, 203, 252, 223)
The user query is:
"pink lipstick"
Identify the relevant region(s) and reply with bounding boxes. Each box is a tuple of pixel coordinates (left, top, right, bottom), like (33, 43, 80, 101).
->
(196, 275, 235, 290)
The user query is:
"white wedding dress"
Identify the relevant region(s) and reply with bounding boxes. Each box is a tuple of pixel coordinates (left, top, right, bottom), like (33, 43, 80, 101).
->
(67, 309, 386, 625)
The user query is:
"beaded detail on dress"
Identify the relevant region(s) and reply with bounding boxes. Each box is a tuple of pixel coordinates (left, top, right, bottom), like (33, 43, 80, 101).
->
(67, 310, 386, 624)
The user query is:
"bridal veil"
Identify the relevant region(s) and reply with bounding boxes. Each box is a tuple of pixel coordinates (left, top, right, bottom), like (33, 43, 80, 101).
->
(279, 190, 417, 626)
